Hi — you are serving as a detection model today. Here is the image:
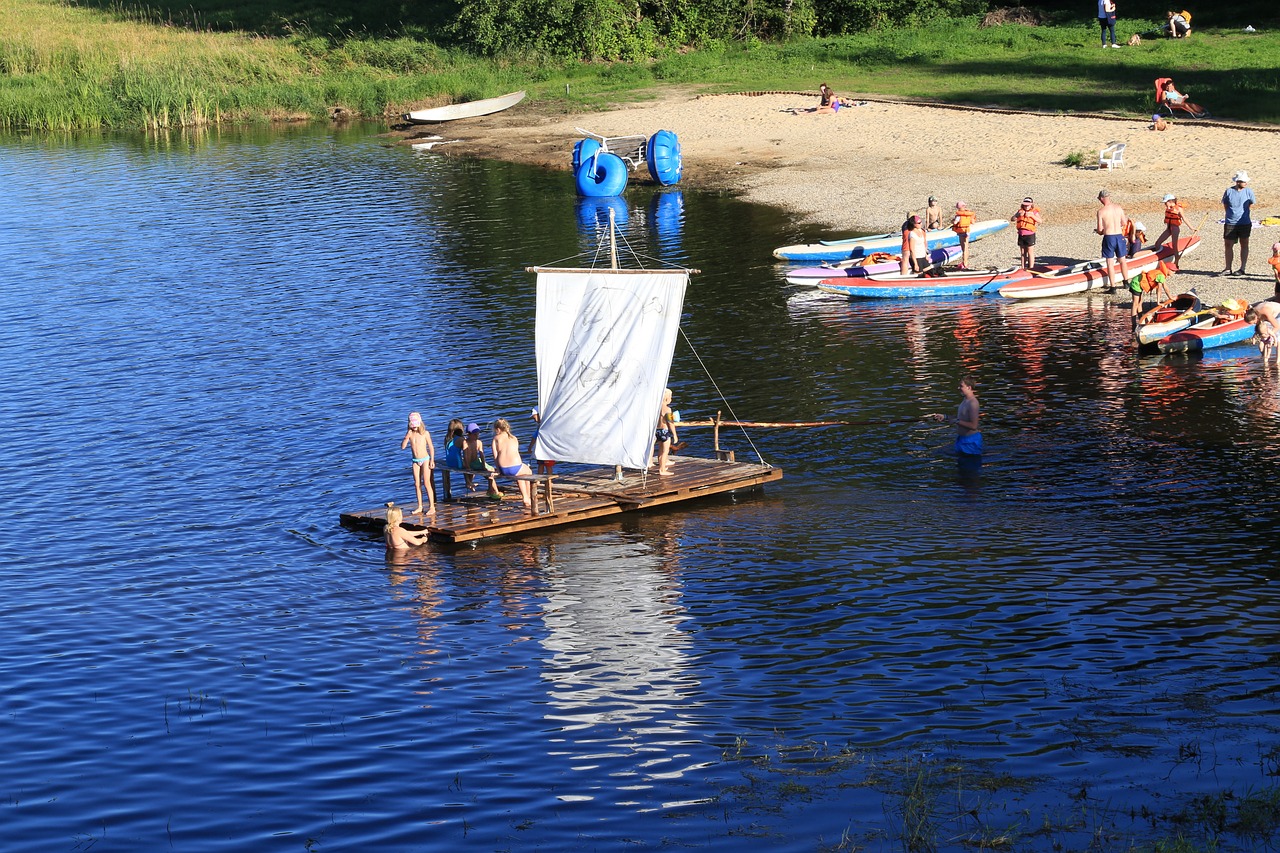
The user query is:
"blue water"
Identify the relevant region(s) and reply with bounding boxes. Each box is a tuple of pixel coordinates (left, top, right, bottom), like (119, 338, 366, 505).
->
(2, 124, 1278, 852)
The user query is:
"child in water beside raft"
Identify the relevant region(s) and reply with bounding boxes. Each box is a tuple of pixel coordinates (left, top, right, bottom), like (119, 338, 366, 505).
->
(384, 503, 429, 550)
(400, 412, 435, 516)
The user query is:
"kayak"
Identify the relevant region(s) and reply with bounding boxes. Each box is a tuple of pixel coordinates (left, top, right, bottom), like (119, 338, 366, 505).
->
(1158, 315, 1255, 354)
(1134, 292, 1207, 349)
(817, 265, 1039, 299)
(785, 247, 960, 284)
(403, 90, 526, 123)
(998, 237, 1200, 299)
(773, 219, 1010, 262)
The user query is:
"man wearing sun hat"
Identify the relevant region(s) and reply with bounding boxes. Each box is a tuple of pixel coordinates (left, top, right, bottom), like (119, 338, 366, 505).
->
(1010, 196, 1043, 269)
(1153, 193, 1186, 264)
(1221, 171, 1255, 276)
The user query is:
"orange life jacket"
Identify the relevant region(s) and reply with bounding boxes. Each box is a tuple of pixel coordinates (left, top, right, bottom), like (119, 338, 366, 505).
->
(1013, 207, 1040, 232)
(1129, 260, 1174, 294)
(952, 209, 976, 234)
(1164, 203, 1184, 226)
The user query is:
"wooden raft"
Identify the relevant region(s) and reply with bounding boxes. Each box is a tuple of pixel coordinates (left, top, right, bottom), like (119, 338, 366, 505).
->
(340, 456, 783, 544)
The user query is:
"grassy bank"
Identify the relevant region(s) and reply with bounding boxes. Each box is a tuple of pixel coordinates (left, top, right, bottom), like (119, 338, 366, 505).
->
(2, 0, 1278, 131)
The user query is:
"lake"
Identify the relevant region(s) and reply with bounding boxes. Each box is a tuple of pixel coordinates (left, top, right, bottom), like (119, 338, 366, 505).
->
(1, 123, 1277, 852)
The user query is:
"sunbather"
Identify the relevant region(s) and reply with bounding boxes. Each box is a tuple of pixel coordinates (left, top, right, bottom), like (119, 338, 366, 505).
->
(1156, 78, 1207, 118)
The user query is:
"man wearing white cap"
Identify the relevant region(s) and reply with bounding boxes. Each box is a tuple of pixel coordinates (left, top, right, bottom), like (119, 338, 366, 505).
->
(1221, 171, 1256, 276)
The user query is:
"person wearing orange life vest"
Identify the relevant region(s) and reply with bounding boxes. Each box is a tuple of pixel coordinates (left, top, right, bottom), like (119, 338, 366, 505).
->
(1125, 219, 1147, 258)
(951, 201, 977, 269)
(1010, 197, 1043, 269)
(1152, 193, 1186, 265)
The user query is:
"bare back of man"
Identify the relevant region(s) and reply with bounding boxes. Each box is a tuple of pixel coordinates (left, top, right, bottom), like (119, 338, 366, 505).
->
(1096, 191, 1132, 304)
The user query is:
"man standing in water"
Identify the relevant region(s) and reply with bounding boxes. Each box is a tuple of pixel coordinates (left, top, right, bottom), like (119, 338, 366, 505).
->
(927, 375, 981, 456)
(1096, 189, 1134, 315)
(953, 376, 982, 456)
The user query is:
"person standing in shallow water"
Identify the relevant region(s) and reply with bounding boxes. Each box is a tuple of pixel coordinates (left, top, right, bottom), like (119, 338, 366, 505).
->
(953, 376, 982, 456)
(927, 376, 982, 455)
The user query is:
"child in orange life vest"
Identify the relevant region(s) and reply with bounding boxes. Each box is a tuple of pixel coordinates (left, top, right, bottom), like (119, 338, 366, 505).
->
(1125, 219, 1147, 259)
(1269, 242, 1280, 296)
(1010, 197, 1042, 269)
(951, 201, 977, 269)
(1152, 194, 1186, 264)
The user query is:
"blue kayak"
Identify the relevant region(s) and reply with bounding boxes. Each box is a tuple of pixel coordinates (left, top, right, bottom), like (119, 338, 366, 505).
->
(816, 265, 1033, 299)
(773, 219, 1009, 262)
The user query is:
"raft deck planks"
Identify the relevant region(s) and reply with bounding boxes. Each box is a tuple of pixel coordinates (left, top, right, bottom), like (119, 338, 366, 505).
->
(341, 456, 782, 544)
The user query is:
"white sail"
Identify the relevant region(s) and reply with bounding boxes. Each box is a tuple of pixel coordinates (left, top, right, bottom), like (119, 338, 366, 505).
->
(534, 268, 688, 468)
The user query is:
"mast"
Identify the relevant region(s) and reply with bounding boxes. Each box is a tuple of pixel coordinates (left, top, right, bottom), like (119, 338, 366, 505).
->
(609, 207, 619, 270)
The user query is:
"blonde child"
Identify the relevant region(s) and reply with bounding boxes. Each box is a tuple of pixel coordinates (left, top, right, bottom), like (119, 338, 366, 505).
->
(492, 418, 533, 509)
(384, 503, 429, 549)
(400, 412, 435, 516)
(654, 388, 679, 476)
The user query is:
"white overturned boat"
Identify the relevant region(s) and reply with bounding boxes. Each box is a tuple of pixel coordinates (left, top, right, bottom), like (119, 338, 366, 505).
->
(403, 90, 526, 124)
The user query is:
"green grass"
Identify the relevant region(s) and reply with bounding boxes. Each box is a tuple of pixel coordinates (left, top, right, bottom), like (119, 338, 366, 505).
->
(2, 0, 1279, 131)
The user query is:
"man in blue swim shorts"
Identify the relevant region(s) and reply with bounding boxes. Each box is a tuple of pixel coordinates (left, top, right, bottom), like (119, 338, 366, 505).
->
(1096, 189, 1133, 313)
(953, 375, 982, 456)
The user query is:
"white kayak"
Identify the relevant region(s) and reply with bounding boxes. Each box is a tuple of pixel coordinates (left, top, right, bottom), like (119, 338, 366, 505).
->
(773, 219, 1009, 263)
(404, 90, 526, 123)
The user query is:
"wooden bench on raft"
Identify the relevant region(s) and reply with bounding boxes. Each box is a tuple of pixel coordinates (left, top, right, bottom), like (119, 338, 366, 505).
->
(437, 465, 558, 514)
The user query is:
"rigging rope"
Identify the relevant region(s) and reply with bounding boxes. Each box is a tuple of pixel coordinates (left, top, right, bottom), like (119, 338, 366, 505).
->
(677, 328, 769, 467)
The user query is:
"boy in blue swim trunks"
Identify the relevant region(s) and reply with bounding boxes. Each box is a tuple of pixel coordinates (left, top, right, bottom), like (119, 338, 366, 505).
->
(1096, 189, 1134, 315)
(954, 376, 982, 456)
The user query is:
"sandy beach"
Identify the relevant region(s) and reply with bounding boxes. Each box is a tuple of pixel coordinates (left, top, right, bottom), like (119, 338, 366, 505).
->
(406, 90, 1280, 306)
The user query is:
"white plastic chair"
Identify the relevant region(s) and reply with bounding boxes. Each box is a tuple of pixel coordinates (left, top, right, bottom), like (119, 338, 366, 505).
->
(1099, 141, 1126, 169)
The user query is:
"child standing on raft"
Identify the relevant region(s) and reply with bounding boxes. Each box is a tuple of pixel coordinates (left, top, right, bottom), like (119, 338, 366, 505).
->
(400, 412, 435, 516)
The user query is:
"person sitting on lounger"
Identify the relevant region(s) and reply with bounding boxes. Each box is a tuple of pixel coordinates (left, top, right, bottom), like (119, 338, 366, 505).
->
(1158, 79, 1206, 117)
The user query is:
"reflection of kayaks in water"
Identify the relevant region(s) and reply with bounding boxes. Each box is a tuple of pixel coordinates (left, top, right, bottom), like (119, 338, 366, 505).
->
(403, 90, 526, 123)
(817, 265, 1036, 299)
(998, 238, 1199, 299)
(785, 247, 959, 284)
(773, 220, 1009, 262)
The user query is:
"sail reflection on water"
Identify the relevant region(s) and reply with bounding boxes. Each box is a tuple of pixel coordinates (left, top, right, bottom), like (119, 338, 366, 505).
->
(538, 532, 702, 772)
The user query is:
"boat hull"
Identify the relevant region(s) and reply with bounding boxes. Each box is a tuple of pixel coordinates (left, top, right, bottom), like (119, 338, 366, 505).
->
(817, 266, 1036, 299)
(1157, 317, 1255, 354)
(773, 220, 1009, 262)
(998, 237, 1199, 299)
(785, 247, 960, 284)
(404, 90, 526, 123)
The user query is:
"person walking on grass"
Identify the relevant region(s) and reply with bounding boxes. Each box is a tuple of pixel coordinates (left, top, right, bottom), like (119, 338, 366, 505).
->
(1096, 189, 1135, 317)
(1221, 171, 1255, 277)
